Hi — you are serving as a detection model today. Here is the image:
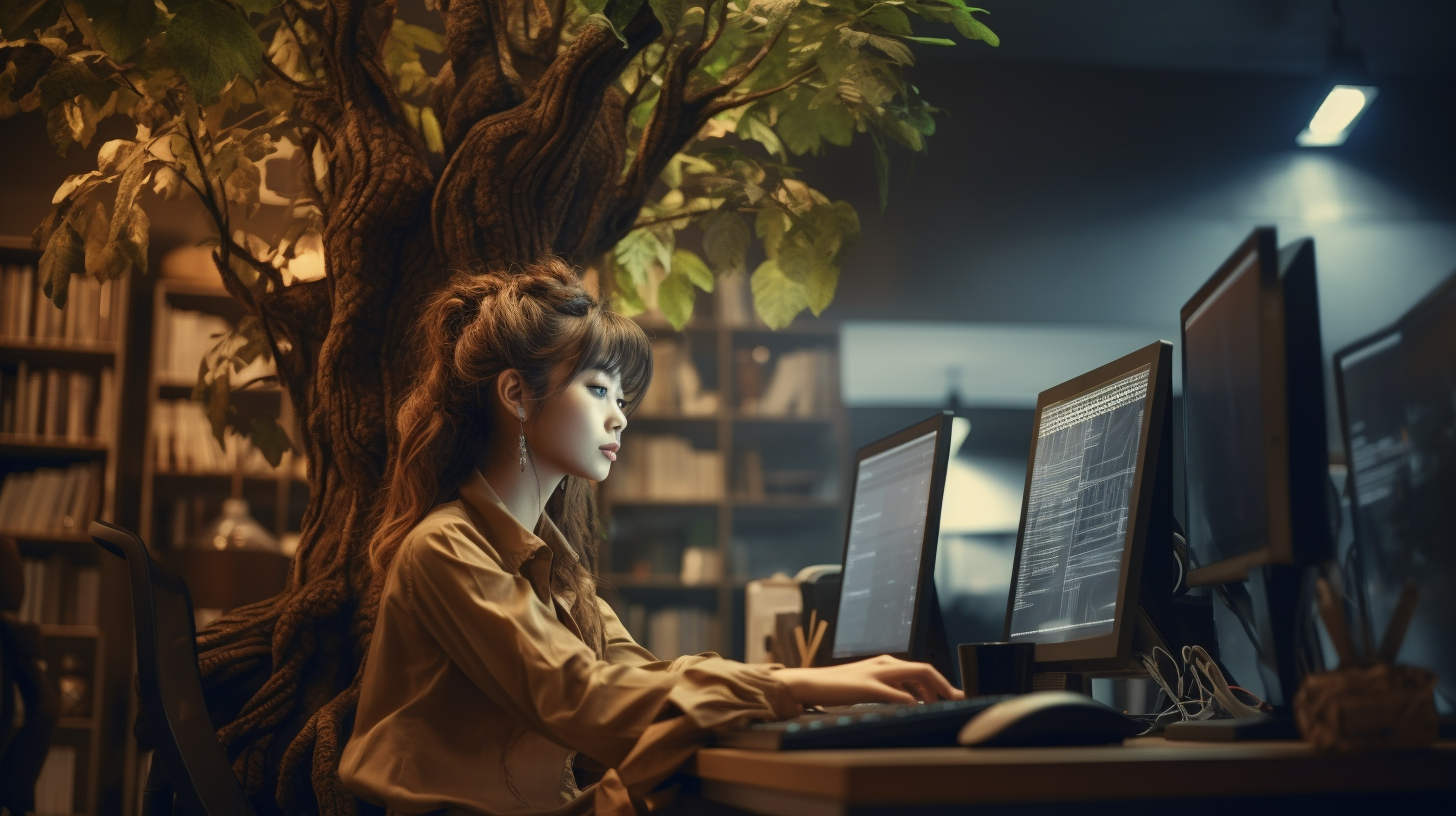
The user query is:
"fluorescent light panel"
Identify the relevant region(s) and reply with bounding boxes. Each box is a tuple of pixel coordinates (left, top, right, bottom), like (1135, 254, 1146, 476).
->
(1297, 85, 1378, 147)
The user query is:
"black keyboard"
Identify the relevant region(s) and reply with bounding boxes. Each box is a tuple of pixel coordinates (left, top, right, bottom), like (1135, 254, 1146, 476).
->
(715, 695, 1016, 751)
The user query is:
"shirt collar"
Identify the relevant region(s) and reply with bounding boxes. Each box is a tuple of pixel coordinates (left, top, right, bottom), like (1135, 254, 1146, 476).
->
(456, 471, 580, 575)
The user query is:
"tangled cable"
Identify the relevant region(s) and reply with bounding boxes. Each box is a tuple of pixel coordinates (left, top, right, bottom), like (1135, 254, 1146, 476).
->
(1135, 645, 1267, 733)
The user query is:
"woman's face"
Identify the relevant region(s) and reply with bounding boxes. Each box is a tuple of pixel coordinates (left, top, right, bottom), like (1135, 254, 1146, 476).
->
(526, 365, 629, 483)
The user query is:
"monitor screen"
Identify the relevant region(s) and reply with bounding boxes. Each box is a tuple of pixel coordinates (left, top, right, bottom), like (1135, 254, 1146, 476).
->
(1182, 249, 1272, 571)
(1008, 365, 1151, 645)
(1338, 276, 1456, 712)
(832, 429, 940, 659)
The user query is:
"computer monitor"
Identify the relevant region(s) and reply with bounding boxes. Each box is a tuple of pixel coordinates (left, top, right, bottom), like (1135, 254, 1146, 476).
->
(1178, 227, 1332, 717)
(829, 412, 954, 676)
(1335, 269, 1456, 715)
(1180, 228, 1333, 585)
(1003, 341, 1197, 675)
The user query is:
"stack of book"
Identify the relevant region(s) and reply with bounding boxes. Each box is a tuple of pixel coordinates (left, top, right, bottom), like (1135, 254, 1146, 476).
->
(1, 266, 123, 344)
(16, 556, 100, 626)
(154, 303, 233, 382)
(33, 745, 76, 815)
(738, 348, 836, 417)
(152, 400, 273, 474)
(0, 364, 116, 442)
(635, 341, 720, 417)
(608, 434, 724, 501)
(0, 462, 103, 536)
(625, 604, 716, 659)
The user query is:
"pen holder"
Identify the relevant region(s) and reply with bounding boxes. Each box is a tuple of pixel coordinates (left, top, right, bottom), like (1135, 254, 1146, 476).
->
(1294, 663, 1438, 753)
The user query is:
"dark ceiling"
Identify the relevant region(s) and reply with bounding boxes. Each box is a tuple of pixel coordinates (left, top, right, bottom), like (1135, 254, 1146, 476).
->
(936, 0, 1456, 77)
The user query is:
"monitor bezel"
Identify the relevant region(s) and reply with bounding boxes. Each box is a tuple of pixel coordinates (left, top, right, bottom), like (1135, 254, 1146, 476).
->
(1001, 341, 1172, 672)
(827, 411, 955, 665)
(1179, 227, 1296, 586)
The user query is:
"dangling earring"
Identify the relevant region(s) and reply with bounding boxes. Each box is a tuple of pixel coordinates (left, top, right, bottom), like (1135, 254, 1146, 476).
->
(517, 406, 527, 472)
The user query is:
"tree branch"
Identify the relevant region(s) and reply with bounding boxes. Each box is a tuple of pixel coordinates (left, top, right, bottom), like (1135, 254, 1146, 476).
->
(436, 0, 523, 155)
(690, 0, 731, 67)
(702, 66, 814, 117)
(631, 204, 719, 230)
(687, 17, 789, 106)
(431, 10, 665, 266)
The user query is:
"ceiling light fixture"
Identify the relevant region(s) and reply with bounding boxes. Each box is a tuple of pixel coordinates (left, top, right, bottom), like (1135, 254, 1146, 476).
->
(1299, 1, 1376, 147)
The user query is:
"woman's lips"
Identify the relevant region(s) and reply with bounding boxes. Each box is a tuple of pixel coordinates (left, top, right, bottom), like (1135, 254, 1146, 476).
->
(600, 443, 620, 462)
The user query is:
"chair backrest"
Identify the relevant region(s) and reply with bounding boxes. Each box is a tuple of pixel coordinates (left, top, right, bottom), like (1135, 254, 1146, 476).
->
(89, 521, 257, 816)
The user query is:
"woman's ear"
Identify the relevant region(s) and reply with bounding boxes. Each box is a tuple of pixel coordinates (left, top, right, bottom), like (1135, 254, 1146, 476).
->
(497, 369, 527, 420)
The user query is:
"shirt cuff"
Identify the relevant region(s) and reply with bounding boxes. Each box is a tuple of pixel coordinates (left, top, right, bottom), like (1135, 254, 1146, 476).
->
(663, 657, 802, 730)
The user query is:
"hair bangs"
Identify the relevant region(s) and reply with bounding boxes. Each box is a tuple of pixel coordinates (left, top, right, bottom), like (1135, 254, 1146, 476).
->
(575, 310, 653, 412)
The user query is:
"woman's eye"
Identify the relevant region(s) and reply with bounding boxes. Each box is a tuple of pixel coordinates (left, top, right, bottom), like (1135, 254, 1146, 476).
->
(616, 399, 627, 409)
(588, 385, 608, 397)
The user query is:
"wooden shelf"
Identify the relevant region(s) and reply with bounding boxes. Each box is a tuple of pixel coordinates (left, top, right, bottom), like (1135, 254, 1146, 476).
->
(38, 624, 102, 638)
(605, 497, 723, 508)
(158, 279, 230, 298)
(0, 436, 110, 458)
(731, 414, 838, 424)
(602, 573, 722, 590)
(0, 340, 118, 367)
(1, 530, 92, 544)
(731, 496, 839, 510)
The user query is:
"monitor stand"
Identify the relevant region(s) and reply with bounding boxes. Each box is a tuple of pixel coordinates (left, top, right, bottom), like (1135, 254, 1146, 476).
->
(1164, 713, 1299, 741)
(920, 584, 955, 683)
(1165, 564, 1315, 742)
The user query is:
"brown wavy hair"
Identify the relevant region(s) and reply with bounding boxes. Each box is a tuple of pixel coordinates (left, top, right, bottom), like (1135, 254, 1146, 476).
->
(369, 258, 652, 655)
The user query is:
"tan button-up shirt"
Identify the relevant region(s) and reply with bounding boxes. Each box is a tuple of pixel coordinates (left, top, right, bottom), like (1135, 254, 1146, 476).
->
(339, 472, 799, 815)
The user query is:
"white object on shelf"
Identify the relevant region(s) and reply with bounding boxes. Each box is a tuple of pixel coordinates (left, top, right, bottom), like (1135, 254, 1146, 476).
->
(744, 572, 800, 664)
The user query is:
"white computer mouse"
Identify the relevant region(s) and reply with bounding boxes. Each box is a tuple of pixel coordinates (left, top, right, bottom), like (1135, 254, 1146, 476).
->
(957, 691, 1144, 747)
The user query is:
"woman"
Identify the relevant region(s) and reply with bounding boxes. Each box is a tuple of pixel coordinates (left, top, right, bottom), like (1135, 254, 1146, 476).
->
(339, 260, 957, 816)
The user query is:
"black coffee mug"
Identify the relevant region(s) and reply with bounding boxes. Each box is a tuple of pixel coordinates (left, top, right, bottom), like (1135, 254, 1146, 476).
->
(958, 642, 1035, 696)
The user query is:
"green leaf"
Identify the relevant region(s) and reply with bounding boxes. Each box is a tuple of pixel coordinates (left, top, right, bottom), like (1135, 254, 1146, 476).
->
(804, 262, 838, 316)
(38, 221, 83, 308)
(81, 0, 155, 61)
(671, 249, 713, 292)
(869, 129, 889, 213)
(776, 243, 820, 285)
(611, 260, 646, 316)
(658, 270, 694, 329)
(239, 0, 283, 16)
(0, 0, 62, 40)
(702, 210, 749, 276)
(37, 59, 110, 113)
(755, 207, 788, 261)
(899, 35, 956, 46)
(597, 0, 647, 46)
(231, 316, 271, 365)
(390, 20, 446, 54)
(44, 104, 74, 155)
(166, 0, 264, 105)
(863, 5, 914, 36)
(420, 106, 443, 154)
(247, 415, 293, 468)
(205, 359, 231, 447)
(614, 227, 669, 288)
(648, 0, 683, 31)
(750, 259, 808, 330)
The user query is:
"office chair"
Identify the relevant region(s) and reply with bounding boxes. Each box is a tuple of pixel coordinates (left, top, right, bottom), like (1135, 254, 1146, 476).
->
(0, 536, 59, 816)
(89, 521, 257, 816)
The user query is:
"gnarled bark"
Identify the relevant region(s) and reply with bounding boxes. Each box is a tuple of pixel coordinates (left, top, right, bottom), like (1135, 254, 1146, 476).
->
(192, 4, 769, 813)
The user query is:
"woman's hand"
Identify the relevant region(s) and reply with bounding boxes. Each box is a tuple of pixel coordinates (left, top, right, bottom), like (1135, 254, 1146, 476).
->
(774, 655, 962, 707)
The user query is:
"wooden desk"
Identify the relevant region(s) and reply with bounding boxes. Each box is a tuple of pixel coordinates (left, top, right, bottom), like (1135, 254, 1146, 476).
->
(685, 738, 1456, 815)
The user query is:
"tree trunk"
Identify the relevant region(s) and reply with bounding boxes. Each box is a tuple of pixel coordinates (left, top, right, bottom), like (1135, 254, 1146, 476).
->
(192, 5, 672, 813)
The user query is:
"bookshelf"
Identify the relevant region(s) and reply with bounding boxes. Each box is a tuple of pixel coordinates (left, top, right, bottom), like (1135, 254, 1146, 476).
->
(139, 277, 309, 553)
(0, 237, 131, 816)
(597, 280, 849, 661)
